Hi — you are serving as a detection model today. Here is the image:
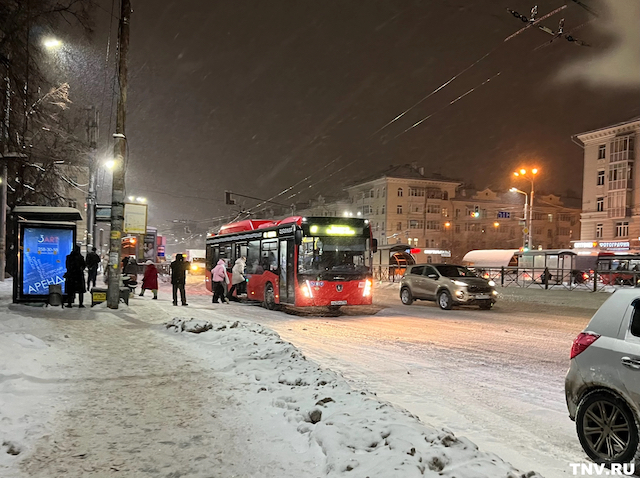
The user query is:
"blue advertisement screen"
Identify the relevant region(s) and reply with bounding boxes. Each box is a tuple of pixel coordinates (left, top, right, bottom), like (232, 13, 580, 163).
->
(22, 227, 74, 295)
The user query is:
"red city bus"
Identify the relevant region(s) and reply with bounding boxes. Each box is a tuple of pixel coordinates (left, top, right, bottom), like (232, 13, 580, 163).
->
(205, 216, 376, 309)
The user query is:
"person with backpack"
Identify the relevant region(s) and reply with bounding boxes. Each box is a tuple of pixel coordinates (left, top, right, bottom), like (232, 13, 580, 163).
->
(85, 247, 101, 290)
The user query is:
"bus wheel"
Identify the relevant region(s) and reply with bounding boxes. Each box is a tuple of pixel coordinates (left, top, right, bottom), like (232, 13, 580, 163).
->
(263, 283, 278, 310)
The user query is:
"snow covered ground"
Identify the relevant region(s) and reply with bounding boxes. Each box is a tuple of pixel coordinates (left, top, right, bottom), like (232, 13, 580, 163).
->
(0, 278, 542, 477)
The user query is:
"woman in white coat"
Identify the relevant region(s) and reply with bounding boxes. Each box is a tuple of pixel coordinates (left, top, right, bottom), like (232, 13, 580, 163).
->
(227, 257, 246, 301)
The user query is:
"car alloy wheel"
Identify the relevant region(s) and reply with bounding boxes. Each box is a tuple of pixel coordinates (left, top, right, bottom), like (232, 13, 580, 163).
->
(400, 287, 413, 305)
(576, 392, 639, 465)
(438, 290, 452, 310)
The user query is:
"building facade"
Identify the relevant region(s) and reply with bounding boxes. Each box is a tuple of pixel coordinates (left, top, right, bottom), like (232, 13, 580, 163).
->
(297, 164, 581, 262)
(576, 118, 640, 251)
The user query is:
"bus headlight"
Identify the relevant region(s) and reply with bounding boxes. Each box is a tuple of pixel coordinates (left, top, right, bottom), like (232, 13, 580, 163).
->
(191, 264, 198, 271)
(363, 279, 372, 297)
(302, 280, 314, 298)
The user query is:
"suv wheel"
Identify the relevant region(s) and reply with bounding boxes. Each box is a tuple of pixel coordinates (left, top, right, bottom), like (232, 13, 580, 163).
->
(437, 290, 452, 310)
(576, 391, 639, 465)
(400, 287, 413, 305)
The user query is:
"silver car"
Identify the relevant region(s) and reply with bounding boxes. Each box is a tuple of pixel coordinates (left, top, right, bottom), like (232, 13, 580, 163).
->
(399, 264, 497, 310)
(565, 288, 640, 465)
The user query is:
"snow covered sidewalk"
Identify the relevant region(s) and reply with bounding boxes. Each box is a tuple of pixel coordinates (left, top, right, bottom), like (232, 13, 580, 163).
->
(1, 281, 541, 477)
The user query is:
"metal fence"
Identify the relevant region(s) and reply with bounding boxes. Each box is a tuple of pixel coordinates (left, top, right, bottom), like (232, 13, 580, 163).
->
(473, 267, 640, 292)
(373, 265, 640, 291)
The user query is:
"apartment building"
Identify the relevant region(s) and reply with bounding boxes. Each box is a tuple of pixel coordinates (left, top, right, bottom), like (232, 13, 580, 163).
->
(575, 117, 640, 251)
(297, 163, 580, 262)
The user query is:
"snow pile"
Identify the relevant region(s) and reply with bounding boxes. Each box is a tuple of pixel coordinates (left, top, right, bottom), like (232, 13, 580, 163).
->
(166, 318, 542, 478)
(165, 316, 214, 333)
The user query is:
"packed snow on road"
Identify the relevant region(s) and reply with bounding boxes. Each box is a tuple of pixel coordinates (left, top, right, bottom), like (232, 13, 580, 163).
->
(0, 281, 541, 477)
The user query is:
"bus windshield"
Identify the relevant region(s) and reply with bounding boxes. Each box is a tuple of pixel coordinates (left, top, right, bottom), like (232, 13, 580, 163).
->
(298, 236, 369, 276)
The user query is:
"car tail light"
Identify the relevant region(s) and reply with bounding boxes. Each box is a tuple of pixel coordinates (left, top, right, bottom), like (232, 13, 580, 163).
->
(570, 332, 600, 359)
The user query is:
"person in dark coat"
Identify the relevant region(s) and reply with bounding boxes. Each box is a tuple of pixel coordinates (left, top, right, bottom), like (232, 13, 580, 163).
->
(170, 253, 189, 306)
(85, 247, 101, 290)
(139, 260, 159, 299)
(65, 245, 86, 308)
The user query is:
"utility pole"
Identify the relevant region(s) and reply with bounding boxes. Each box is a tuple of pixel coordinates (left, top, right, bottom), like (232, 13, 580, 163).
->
(107, 0, 131, 309)
(86, 106, 98, 253)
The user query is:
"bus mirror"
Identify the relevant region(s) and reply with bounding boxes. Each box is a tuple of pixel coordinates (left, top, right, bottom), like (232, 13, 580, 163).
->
(371, 238, 378, 253)
(295, 229, 303, 245)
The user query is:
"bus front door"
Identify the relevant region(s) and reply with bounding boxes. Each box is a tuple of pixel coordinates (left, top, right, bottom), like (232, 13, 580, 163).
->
(279, 239, 296, 304)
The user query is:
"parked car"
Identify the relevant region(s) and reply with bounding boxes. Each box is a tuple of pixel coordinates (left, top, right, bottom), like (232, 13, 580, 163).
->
(399, 264, 497, 310)
(565, 288, 640, 465)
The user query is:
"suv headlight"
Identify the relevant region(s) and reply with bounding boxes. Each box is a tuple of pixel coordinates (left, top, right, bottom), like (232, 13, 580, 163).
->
(452, 280, 467, 287)
(488, 280, 496, 287)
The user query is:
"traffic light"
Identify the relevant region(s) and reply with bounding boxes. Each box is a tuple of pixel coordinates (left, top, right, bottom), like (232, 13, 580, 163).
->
(472, 205, 480, 218)
(225, 191, 236, 205)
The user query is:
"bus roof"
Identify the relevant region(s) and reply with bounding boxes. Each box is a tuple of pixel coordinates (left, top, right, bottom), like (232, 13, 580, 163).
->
(217, 216, 304, 235)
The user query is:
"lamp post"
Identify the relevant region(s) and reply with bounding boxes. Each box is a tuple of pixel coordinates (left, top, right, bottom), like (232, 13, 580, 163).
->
(509, 187, 529, 250)
(513, 168, 538, 249)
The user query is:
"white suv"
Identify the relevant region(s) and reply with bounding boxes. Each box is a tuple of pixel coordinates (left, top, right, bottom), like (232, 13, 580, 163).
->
(565, 289, 640, 465)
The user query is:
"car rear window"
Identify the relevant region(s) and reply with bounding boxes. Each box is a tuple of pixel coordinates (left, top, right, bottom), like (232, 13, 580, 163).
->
(410, 266, 425, 275)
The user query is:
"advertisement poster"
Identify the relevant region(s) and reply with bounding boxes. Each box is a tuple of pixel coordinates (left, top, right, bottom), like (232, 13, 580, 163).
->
(22, 227, 74, 295)
(143, 230, 157, 262)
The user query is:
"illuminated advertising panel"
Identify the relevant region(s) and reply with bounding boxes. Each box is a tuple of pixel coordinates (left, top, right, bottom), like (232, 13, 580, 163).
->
(22, 227, 74, 295)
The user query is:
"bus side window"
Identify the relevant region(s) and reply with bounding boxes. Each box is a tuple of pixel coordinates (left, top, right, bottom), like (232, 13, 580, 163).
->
(247, 240, 260, 273)
(261, 240, 277, 272)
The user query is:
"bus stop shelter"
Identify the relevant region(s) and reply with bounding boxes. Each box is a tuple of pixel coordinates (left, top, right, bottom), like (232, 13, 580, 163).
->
(12, 206, 83, 303)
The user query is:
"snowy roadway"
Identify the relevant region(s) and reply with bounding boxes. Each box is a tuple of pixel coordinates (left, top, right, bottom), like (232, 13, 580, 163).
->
(1, 277, 613, 477)
(218, 284, 611, 477)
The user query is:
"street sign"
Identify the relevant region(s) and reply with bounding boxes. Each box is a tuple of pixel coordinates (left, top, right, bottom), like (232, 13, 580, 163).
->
(497, 211, 511, 219)
(523, 227, 529, 234)
(95, 205, 112, 222)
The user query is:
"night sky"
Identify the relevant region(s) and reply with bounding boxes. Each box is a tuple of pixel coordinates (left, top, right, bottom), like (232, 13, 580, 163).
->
(66, 0, 640, 228)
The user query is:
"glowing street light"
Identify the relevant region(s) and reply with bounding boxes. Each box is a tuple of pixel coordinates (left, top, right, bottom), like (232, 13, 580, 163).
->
(510, 165, 538, 250)
(43, 38, 62, 50)
(105, 159, 116, 170)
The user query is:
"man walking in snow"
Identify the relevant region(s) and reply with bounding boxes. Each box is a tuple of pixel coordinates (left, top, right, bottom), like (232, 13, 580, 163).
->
(170, 253, 189, 306)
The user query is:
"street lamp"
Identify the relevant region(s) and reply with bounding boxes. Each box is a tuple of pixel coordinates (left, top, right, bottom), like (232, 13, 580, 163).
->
(43, 38, 62, 50)
(513, 168, 538, 249)
(509, 187, 529, 249)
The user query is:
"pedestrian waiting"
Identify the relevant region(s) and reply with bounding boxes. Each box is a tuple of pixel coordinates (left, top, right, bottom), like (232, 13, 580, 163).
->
(170, 253, 189, 306)
(65, 245, 86, 308)
(86, 247, 100, 290)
